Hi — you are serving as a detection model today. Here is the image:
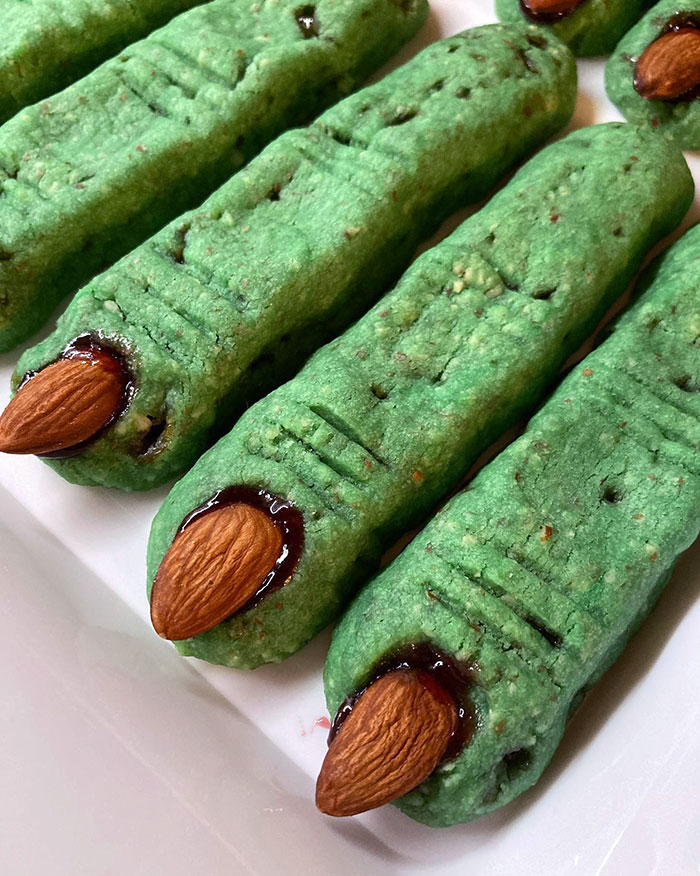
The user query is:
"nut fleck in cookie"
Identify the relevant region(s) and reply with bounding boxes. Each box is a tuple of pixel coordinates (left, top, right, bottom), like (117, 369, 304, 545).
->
(496, 0, 654, 56)
(606, 1, 700, 148)
(0, 0, 208, 124)
(320, 223, 700, 825)
(2, 25, 577, 489)
(0, 0, 428, 352)
(145, 123, 692, 669)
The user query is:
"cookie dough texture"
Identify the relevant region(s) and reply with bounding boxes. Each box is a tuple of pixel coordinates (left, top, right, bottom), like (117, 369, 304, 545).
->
(325, 223, 700, 826)
(0, 0, 208, 125)
(147, 123, 692, 669)
(495, 0, 653, 56)
(606, 0, 700, 149)
(19, 24, 577, 490)
(0, 0, 428, 352)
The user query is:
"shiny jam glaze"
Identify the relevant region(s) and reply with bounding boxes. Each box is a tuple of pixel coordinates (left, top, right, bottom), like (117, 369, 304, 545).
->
(519, 0, 586, 25)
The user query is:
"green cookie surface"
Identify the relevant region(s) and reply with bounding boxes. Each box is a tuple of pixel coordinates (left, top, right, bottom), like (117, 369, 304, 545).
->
(0, 0, 207, 125)
(147, 123, 692, 669)
(324, 223, 700, 826)
(17, 24, 576, 490)
(606, 1, 700, 149)
(0, 0, 427, 351)
(495, 0, 653, 56)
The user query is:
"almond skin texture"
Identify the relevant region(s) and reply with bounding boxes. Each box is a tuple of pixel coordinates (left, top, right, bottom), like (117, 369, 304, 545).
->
(522, 0, 584, 17)
(150, 502, 284, 641)
(634, 28, 700, 102)
(0, 352, 126, 455)
(316, 669, 458, 817)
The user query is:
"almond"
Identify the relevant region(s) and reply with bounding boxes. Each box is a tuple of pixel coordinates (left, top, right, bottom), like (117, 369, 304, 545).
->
(0, 351, 126, 455)
(150, 502, 284, 640)
(634, 28, 700, 102)
(521, 0, 584, 19)
(315, 669, 458, 817)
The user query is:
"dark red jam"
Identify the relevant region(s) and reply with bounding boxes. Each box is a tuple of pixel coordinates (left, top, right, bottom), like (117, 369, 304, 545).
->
(329, 643, 476, 764)
(519, 0, 585, 25)
(659, 12, 700, 36)
(20, 334, 133, 459)
(178, 485, 305, 615)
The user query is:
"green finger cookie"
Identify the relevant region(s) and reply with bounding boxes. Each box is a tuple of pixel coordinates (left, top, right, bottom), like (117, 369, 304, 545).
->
(606, 1, 700, 149)
(495, 0, 653, 56)
(324, 223, 700, 826)
(16, 24, 577, 490)
(0, 0, 428, 351)
(146, 123, 692, 669)
(1, 0, 208, 125)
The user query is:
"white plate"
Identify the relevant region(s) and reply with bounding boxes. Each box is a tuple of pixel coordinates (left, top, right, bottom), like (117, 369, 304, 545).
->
(1, 3, 699, 874)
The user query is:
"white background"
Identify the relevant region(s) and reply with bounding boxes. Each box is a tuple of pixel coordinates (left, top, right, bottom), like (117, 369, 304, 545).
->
(1, 2, 699, 874)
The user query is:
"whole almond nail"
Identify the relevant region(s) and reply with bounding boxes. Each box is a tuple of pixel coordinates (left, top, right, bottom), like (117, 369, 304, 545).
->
(0, 350, 127, 455)
(150, 502, 284, 640)
(635, 28, 700, 102)
(316, 669, 458, 817)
